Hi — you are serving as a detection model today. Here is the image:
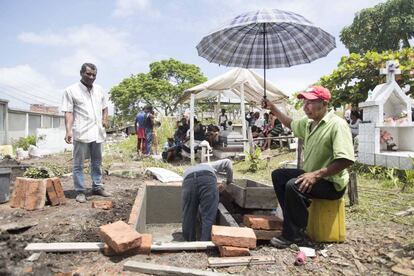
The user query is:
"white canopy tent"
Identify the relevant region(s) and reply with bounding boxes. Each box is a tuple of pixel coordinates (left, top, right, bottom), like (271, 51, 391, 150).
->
(179, 68, 289, 163)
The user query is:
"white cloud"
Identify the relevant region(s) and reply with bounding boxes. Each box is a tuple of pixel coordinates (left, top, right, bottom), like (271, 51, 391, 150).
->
(17, 24, 150, 78)
(0, 65, 62, 109)
(200, 0, 386, 35)
(112, 0, 159, 18)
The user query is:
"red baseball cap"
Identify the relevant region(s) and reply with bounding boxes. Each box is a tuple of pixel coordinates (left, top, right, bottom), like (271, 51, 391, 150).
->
(297, 86, 331, 102)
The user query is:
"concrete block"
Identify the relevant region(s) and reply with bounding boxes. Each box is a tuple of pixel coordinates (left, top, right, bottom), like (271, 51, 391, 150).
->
(358, 142, 364, 153)
(375, 154, 387, 167)
(365, 123, 375, 133)
(211, 225, 256, 249)
(399, 157, 414, 170)
(99, 221, 142, 253)
(365, 153, 375, 165)
(357, 152, 365, 164)
(243, 215, 283, 230)
(367, 143, 375, 153)
(386, 155, 399, 168)
(218, 246, 250, 257)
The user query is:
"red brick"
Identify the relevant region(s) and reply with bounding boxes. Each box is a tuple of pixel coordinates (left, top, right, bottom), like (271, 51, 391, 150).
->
(218, 246, 250, 257)
(103, 234, 152, 256)
(211, 225, 256, 249)
(23, 178, 47, 211)
(99, 221, 142, 253)
(9, 178, 25, 208)
(51, 178, 66, 205)
(136, 233, 152, 255)
(46, 179, 59, 206)
(243, 215, 283, 230)
(92, 200, 113, 210)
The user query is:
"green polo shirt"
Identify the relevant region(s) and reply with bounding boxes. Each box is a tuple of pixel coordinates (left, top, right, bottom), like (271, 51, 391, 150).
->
(291, 110, 355, 191)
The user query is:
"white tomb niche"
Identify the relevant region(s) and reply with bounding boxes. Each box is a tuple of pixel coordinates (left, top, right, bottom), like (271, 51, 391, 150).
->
(358, 60, 414, 170)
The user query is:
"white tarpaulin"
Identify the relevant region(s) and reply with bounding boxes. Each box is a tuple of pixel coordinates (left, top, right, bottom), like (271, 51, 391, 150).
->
(178, 68, 288, 104)
(178, 68, 288, 163)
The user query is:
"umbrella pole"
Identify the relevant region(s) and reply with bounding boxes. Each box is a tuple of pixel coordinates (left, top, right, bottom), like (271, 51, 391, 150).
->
(263, 23, 267, 99)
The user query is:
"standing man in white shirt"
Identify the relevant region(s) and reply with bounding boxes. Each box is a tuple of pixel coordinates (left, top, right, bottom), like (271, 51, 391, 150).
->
(61, 63, 110, 203)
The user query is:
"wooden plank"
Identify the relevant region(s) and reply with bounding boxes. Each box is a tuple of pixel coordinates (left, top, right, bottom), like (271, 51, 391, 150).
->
(347, 171, 358, 206)
(151, 241, 215, 251)
(25, 242, 105, 252)
(395, 207, 414, 216)
(208, 256, 275, 268)
(244, 188, 277, 209)
(124, 261, 228, 276)
(227, 183, 245, 208)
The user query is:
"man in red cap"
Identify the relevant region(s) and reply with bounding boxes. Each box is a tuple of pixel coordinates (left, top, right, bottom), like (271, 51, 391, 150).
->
(263, 86, 355, 248)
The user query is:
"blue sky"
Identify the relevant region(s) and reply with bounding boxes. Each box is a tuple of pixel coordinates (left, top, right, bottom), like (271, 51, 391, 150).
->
(0, 0, 386, 112)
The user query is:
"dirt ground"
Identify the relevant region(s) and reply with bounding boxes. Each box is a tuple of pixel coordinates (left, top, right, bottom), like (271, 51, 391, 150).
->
(0, 155, 413, 275)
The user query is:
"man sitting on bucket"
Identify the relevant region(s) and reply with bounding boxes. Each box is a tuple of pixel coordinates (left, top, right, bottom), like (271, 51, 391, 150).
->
(262, 86, 354, 248)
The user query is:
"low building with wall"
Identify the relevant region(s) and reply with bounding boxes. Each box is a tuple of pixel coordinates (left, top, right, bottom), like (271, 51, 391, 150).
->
(0, 99, 65, 145)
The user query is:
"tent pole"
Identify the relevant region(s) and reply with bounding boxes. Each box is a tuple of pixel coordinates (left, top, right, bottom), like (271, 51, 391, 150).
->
(216, 92, 221, 123)
(240, 83, 248, 153)
(263, 23, 267, 99)
(190, 93, 195, 164)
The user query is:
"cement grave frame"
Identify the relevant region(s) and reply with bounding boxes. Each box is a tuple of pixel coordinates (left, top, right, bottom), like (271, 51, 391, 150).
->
(127, 180, 239, 243)
(128, 179, 279, 244)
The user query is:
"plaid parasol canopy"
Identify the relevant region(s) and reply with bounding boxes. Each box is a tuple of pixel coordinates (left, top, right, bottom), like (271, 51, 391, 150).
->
(196, 8, 336, 69)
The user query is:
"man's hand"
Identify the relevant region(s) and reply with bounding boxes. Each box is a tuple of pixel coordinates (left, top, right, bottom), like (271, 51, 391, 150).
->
(261, 98, 272, 109)
(295, 171, 320, 193)
(64, 131, 73, 144)
(217, 180, 226, 193)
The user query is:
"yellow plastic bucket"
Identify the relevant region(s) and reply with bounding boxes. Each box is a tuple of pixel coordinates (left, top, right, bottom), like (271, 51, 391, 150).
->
(306, 197, 345, 242)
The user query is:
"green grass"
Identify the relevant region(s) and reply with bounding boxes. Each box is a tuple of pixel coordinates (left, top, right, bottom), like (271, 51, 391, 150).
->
(346, 175, 414, 225)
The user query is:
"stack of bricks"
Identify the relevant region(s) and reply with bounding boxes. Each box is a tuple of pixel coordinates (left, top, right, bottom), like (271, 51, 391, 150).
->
(243, 214, 283, 241)
(99, 221, 152, 256)
(211, 225, 256, 257)
(10, 177, 66, 211)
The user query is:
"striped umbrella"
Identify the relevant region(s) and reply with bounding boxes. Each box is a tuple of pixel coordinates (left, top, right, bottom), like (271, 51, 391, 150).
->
(197, 8, 336, 98)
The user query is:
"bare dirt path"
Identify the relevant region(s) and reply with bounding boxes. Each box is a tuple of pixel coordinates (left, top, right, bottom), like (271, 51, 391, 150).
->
(0, 155, 413, 275)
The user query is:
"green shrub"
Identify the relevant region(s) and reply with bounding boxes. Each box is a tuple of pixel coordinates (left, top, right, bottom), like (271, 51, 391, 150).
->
(245, 147, 261, 172)
(24, 167, 50, 179)
(13, 135, 37, 151)
(156, 116, 176, 153)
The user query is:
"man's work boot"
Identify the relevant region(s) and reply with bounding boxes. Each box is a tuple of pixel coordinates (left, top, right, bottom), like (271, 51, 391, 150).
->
(76, 192, 87, 203)
(92, 188, 111, 197)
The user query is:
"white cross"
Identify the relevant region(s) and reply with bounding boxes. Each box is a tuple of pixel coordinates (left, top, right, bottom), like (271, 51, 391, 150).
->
(380, 60, 401, 83)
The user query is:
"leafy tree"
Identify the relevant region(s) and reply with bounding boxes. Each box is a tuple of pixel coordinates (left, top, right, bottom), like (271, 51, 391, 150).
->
(110, 59, 207, 118)
(340, 0, 414, 54)
(319, 48, 414, 108)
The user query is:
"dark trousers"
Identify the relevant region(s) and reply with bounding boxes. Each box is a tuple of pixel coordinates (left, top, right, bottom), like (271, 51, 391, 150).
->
(271, 168, 346, 241)
(182, 172, 218, 241)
